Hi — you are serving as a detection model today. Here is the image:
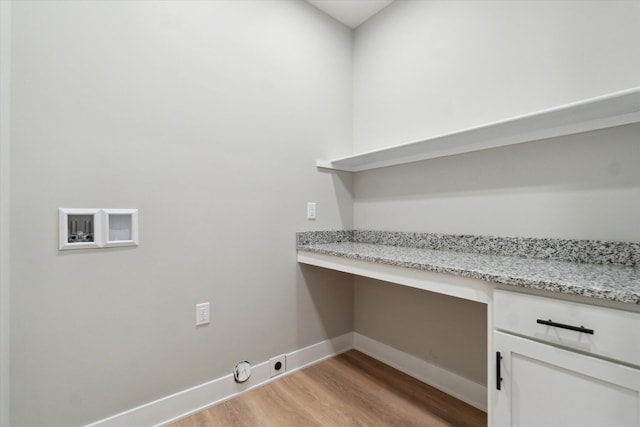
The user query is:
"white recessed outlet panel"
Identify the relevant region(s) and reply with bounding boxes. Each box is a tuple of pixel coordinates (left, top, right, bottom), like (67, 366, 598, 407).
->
(59, 208, 138, 250)
(103, 209, 139, 248)
(59, 208, 103, 250)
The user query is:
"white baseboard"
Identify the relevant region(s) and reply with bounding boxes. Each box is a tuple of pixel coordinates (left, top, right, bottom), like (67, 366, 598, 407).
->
(85, 331, 485, 426)
(85, 332, 354, 427)
(284, 330, 354, 372)
(354, 333, 487, 411)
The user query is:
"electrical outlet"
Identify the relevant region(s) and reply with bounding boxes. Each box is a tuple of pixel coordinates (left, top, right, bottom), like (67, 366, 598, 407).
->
(270, 354, 286, 378)
(195, 302, 210, 326)
(307, 202, 316, 220)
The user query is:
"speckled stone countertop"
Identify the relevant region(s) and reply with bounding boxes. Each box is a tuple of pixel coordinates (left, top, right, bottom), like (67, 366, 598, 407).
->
(297, 231, 640, 305)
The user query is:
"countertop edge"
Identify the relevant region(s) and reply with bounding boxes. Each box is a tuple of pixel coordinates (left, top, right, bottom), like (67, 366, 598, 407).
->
(296, 244, 640, 305)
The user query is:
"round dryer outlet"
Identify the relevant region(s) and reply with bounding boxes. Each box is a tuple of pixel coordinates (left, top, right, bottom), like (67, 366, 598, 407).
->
(233, 361, 251, 383)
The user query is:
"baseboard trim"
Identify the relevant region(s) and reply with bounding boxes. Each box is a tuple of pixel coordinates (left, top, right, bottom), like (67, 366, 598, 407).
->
(85, 331, 486, 426)
(354, 333, 487, 411)
(85, 332, 354, 427)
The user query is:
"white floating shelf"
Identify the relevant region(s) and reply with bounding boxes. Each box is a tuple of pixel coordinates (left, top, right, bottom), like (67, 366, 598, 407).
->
(317, 87, 640, 172)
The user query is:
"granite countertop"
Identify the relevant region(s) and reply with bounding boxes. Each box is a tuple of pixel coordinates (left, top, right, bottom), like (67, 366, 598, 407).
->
(296, 231, 640, 305)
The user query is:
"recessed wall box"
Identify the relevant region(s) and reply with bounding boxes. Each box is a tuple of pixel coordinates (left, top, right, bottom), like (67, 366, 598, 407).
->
(103, 209, 139, 248)
(59, 208, 139, 250)
(59, 208, 103, 250)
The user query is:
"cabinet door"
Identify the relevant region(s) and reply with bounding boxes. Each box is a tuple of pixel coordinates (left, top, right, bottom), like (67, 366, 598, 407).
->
(493, 331, 640, 427)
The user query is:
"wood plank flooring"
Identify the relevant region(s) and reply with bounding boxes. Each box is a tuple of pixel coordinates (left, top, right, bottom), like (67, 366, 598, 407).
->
(169, 350, 486, 427)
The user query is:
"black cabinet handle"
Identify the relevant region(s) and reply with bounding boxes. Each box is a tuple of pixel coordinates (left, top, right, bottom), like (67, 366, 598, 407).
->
(536, 319, 594, 335)
(496, 351, 503, 390)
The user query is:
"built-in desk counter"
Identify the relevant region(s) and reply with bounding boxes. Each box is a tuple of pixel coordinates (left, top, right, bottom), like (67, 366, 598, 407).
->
(297, 230, 640, 306)
(297, 231, 640, 425)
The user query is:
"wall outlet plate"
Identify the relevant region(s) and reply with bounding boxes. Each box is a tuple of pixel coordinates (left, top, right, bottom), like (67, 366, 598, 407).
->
(195, 302, 210, 326)
(307, 202, 316, 220)
(270, 354, 286, 378)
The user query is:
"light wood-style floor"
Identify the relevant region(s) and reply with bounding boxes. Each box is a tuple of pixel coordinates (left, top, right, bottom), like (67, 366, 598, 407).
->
(169, 350, 486, 427)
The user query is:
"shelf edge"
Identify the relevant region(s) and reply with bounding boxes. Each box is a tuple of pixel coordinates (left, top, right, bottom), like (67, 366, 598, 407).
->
(318, 87, 640, 173)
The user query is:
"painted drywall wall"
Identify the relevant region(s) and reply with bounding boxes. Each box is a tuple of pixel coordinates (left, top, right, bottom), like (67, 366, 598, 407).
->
(1, 2, 11, 426)
(354, 124, 640, 240)
(353, 0, 640, 152)
(352, 0, 640, 392)
(9, 1, 353, 426)
(354, 277, 487, 384)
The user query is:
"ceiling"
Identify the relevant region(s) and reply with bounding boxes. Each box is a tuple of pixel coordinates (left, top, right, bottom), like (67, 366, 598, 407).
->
(306, 0, 395, 29)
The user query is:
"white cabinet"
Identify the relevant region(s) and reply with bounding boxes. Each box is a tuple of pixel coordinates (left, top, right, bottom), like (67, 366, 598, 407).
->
(492, 290, 640, 427)
(493, 331, 640, 427)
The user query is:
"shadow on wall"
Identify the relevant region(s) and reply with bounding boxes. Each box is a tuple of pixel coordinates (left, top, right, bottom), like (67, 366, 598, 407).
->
(354, 276, 487, 384)
(295, 263, 354, 349)
(314, 168, 353, 228)
(354, 124, 640, 201)
(333, 170, 354, 227)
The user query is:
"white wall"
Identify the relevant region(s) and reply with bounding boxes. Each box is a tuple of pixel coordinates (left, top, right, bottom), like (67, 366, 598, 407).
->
(9, 1, 353, 426)
(354, 277, 487, 384)
(354, 124, 640, 240)
(0, 2, 12, 426)
(352, 0, 640, 393)
(9, 1, 640, 424)
(354, 0, 640, 152)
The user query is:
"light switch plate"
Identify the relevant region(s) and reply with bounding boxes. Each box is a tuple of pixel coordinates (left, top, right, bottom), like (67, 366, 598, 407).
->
(307, 202, 316, 220)
(195, 302, 210, 326)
